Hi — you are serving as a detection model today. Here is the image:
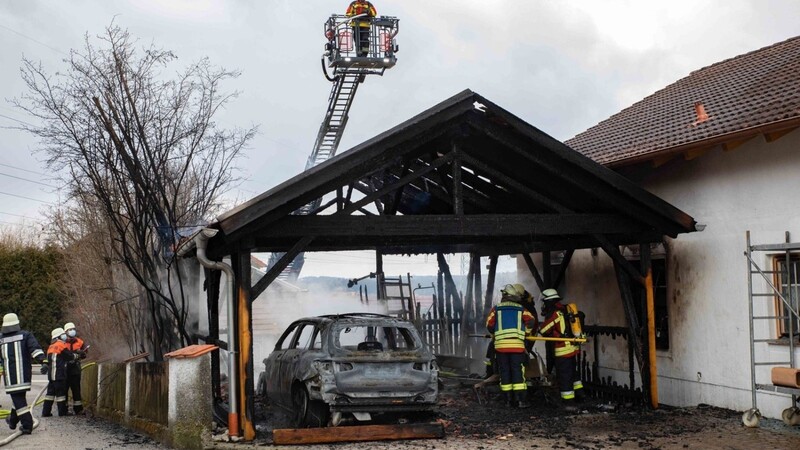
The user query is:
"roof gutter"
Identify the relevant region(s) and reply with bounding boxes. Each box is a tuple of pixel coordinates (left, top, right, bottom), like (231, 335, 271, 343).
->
(605, 117, 800, 168)
(176, 228, 239, 439)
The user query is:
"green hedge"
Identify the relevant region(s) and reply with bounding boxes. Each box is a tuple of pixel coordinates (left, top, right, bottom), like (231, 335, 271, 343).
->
(0, 244, 65, 347)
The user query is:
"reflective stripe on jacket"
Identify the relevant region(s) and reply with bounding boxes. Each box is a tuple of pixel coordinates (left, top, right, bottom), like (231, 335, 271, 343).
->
(47, 340, 71, 381)
(486, 301, 535, 353)
(0, 330, 45, 392)
(539, 304, 579, 358)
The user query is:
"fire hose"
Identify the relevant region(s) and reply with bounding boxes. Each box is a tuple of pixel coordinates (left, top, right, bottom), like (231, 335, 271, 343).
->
(468, 333, 588, 344)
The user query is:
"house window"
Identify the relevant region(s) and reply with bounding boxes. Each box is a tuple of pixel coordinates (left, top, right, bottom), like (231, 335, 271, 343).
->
(627, 245, 669, 351)
(773, 256, 800, 340)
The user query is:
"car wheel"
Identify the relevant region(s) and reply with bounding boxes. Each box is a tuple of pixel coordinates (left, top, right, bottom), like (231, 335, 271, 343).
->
(291, 384, 329, 428)
(291, 385, 310, 428)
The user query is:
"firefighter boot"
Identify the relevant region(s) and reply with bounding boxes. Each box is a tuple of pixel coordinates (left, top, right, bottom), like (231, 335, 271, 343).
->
(6, 410, 17, 430)
(515, 391, 531, 409)
(575, 388, 586, 403)
(504, 392, 514, 408)
(562, 398, 578, 413)
(42, 399, 53, 417)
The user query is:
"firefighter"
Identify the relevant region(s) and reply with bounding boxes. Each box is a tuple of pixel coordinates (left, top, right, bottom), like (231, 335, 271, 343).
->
(485, 284, 537, 408)
(346, 0, 377, 57)
(42, 327, 73, 417)
(538, 288, 584, 411)
(0, 313, 47, 434)
(484, 285, 538, 377)
(63, 321, 88, 415)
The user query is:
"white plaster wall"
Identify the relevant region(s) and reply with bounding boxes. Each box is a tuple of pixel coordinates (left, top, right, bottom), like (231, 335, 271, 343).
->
(557, 130, 800, 419)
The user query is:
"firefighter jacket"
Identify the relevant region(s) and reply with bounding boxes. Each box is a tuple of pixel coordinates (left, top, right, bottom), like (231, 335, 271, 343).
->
(0, 330, 45, 393)
(46, 340, 73, 381)
(539, 302, 579, 358)
(486, 301, 536, 353)
(65, 336, 87, 376)
(346, 0, 377, 27)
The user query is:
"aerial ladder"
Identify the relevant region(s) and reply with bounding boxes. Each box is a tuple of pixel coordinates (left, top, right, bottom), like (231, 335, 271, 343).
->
(268, 12, 400, 281)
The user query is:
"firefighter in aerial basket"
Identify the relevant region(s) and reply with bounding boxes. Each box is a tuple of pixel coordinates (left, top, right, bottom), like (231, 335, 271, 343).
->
(538, 288, 586, 412)
(346, 0, 377, 57)
(485, 284, 537, 408)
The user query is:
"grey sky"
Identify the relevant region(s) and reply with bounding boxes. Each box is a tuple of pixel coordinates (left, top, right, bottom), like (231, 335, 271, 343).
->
(1, 0, 798, 277)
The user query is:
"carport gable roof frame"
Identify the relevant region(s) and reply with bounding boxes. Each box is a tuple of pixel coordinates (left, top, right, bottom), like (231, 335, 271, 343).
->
(208, 89, 697, 257)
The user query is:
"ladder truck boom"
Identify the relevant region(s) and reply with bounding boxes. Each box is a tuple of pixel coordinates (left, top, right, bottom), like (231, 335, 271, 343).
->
(268, 14, 399, 281)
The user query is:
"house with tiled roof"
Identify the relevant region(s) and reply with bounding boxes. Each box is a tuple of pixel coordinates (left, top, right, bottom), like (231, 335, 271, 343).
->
(556, 36, 800, 422)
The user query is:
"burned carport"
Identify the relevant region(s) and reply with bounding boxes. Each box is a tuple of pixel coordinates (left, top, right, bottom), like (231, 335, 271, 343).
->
(187, 90, 698, 440)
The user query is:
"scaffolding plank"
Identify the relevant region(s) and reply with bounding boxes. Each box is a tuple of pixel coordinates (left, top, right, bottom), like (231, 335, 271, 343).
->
(751, 243, 800, 251)
(272, 423, 445, 445)
(755, 383, 800, 396)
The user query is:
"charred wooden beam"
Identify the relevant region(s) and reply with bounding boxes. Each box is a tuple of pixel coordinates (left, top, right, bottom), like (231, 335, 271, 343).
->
(595, 233, 646, 286)
(522, 253, 545, 291)
(542, 251, 552, 288)
(273, 423, 445, 445)
(466, 113, 692, 236)
(266, 214, 648, 238)
(250, 236, 314, 300)
(452, 144, 463, 215)
(484, 255, 498, 318)
(552, 249, 574, 290)
(459, 151, 568, 214)
(613, 259, 644, 375)
(342, 153, 454, 216)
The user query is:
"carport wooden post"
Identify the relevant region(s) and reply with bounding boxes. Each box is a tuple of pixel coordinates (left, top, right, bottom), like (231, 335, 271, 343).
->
(640, 242, 658, 409)
(232, 250, 256, 440)
(376, 250, 384, 300)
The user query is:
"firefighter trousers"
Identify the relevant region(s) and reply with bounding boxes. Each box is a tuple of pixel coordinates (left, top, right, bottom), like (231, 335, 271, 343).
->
(7, 392, 33, 432)
(66, 365, 83, 413)
(555, 355, 583, 401)
(42, 380, 68, 416)
(496, 351, 527, 392)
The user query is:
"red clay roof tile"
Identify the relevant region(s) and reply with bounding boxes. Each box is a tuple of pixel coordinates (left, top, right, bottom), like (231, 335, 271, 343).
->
(566, 36, 800, 166)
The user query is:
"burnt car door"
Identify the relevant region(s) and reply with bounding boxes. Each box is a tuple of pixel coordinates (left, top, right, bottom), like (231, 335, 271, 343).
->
(265, 321, 300, 405)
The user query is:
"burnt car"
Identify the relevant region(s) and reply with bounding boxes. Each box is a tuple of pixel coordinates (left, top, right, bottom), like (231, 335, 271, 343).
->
(259, 313, 438, 427)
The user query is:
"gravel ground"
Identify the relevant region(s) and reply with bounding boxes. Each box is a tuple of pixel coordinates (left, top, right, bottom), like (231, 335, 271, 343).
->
(233, 378, 800, 450)
(6, 376, 799, 449)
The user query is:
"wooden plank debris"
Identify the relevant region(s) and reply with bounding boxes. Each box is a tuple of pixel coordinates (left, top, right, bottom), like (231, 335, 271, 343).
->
(272, 423, 445, 445)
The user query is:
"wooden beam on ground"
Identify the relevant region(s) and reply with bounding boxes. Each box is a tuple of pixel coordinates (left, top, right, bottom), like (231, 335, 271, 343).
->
(272, 423, 445, 445)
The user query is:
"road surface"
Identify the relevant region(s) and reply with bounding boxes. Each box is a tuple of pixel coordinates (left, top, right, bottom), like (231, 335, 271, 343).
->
(0, 373, 165, 449)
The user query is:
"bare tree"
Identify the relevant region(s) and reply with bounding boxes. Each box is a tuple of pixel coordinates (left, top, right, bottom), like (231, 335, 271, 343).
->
(14, 25, 256, 359)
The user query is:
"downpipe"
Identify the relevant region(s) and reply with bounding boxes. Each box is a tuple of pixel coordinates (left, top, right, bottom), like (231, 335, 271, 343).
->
(192, 229, 239, 439)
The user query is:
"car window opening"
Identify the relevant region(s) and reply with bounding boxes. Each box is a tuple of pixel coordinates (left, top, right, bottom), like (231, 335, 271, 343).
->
(335, 325, 420, 351)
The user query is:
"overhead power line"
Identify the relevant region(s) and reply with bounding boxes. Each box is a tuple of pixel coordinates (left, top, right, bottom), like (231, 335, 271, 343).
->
(0, 113, 37, 128)
(0, 171, 59, 189)
(0, 191, 54, 204)
(0, 162, 47, 177)
(0, 211, 41, 221)
(0, 23, 68, 56)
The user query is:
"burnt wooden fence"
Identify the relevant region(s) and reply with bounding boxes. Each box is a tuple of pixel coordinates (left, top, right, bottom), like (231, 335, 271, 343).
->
(581, 325, 645, 404)
(98, 362, 126, 412)
(129, 362, 169, 425)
